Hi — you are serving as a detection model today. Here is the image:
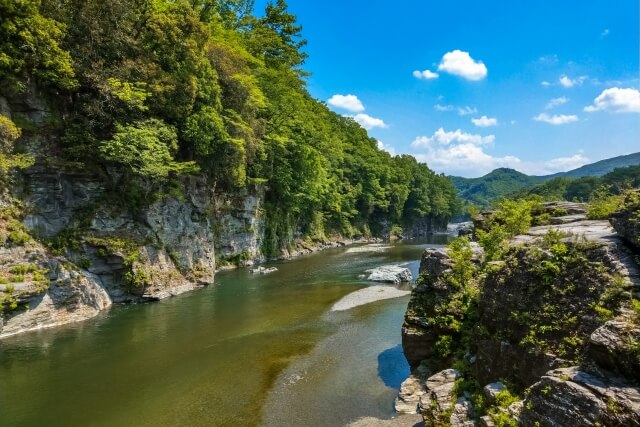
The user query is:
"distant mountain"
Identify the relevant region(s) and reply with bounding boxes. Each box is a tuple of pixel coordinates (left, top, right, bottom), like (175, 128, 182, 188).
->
(452, 152, 640, 206)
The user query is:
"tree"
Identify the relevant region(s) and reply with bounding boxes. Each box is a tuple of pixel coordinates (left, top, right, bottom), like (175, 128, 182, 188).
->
(0, 0, 76, 93)
(99, 119, 198, 179)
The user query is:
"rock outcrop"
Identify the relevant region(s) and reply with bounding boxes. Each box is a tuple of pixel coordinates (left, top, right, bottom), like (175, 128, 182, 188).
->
(520, 367, 640, 426)
(401, 204, 640, 426)
(611, 189, 640, 251)
(0, 243, 112, 338)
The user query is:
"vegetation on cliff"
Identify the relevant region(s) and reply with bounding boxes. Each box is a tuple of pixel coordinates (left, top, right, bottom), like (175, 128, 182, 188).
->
(0, 0, 458, 258)
(404, 195, 640, 425)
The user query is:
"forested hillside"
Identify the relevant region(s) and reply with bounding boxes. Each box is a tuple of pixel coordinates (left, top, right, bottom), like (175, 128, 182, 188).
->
(0, 0, 458, 256)
(452, 153, 640, 207)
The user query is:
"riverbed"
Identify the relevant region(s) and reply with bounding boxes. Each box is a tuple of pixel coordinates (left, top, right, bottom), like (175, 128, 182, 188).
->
(0, 236, 450, 426)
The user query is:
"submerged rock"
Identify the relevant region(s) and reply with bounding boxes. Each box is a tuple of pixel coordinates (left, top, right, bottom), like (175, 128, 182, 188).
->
(365, 265, 412, 284)
(251, 266, 278, 275)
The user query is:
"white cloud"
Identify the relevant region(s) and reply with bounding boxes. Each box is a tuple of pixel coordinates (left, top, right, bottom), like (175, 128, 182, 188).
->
(545, 97, 569, 110)
(471, 116, 498, 127)
(377, 140, 396, 156)
(457, 106, 478, 116)
(541, 81, 551, 87)
(584, 87, 640, 113)
(559, 75, 588, 88)
(413, 69, 439, 80)
(411, 128, 495, 148)
(348, 113, 388, 130)
(327, 94, 365, 112)
(412, 138, 519, 177)
(434, 104, 455, 112)
(533, 113, 579, 125)
(437, 50, 488, 81)
(541, 154, 589, 173)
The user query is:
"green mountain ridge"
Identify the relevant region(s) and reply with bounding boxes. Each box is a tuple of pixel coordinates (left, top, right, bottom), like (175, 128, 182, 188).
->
(452, 152, 640, 206)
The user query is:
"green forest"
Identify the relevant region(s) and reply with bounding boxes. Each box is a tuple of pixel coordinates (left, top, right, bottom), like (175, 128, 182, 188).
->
(0, 0, 459, 256)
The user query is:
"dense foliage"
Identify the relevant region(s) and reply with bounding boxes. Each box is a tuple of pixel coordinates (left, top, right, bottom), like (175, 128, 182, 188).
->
(0, 0, 458, 256)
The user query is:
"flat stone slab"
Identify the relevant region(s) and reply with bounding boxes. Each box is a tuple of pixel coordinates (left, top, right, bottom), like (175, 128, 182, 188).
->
(511, 220, 616, 245)
(331, 285, 411, 311)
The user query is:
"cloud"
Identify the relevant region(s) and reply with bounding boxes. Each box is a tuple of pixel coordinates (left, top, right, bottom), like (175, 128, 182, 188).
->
(434, 104, 455, 112)
(413, 69, 439, 80)
(541, 154, 589, 173)
(584, 87, 640, 113)
(601, 29, 610, 37)
(437, 50, 488, 81)
(348, 113, 388, 130)
(533, 113, 579, 125)
(545, 97, 569, 109)
(327, 94, 365, 112)
(559, 75, 588, 88)
(457, 106, 478, 116)
(411, 128, 495, 148)
(377, 140, 396, 156)
(471, 116, 498, 127)
(434, 104, 478, 116)
(412, 131, 518, 176)
(541, 81, 551, 87)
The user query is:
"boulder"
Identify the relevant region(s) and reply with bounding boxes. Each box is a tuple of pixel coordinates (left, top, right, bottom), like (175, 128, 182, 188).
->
(587, 316, 640, 383)
(483, 382, 505, 404)
(365, 265, 412, 284)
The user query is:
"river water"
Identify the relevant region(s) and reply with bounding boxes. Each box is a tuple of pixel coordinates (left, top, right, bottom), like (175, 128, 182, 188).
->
(0, 236, 450, 427)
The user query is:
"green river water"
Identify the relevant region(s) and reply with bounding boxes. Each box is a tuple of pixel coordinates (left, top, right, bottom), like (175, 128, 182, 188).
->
(0, 237, 450, 427)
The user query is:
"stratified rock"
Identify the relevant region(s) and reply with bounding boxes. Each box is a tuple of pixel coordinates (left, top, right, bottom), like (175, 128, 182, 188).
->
(365, 265, 412, 284)
(418, 369, 461, 426)
(450, 397, 476, 427)
(395, 365, 429, 414)
(520, 367, 640, 427)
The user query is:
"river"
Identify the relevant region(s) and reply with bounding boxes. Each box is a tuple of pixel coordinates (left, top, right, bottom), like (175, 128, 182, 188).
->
(0, 236, 451, 427)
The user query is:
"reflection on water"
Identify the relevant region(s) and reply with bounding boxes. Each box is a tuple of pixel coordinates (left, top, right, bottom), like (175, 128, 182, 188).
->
(378, 345, 410, 389)
(0, 236, 450, 427)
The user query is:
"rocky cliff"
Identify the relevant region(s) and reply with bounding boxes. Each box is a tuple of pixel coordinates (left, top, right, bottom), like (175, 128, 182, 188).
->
(400, 200, 640, 426)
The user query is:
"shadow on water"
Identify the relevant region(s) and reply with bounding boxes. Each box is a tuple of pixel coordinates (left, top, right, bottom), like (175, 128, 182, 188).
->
(377, 344, 411, 389)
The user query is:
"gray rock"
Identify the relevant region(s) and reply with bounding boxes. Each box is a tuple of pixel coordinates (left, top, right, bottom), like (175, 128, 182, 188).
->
(520, 367, 640, 427)
(450, 396, 476, 427)
(395, 365, 429, 414)
(366, 265, 412, 284)
(419, 369, 462, 425)
(483, 382, 506, 403)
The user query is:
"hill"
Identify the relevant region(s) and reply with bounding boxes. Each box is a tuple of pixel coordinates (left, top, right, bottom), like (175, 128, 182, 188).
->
(452, 152, 640, 206)
(450, 168, 544, 206)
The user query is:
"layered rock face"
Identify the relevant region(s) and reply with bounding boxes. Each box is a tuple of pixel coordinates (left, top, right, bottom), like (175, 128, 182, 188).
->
(401, 204, 640, 426)
(0, 164, 266, 337)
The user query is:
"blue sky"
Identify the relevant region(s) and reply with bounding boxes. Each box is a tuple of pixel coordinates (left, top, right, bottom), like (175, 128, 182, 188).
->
(254, 0, 640, 177)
